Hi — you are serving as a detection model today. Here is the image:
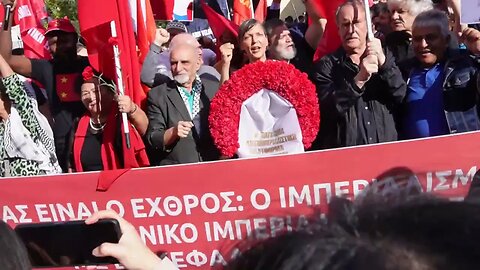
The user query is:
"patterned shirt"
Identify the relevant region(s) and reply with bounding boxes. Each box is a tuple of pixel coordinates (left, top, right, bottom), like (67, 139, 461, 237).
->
(177, 75, 202, 120)
(0, 74, 61, 177)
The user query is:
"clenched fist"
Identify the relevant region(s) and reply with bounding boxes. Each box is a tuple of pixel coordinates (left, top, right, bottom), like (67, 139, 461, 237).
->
(356, 54, 379, 85)
(220, 42, 234, 63)
(154, 28, 170, 47)
(174, 121, 194, 138)
(462, 27, 480, 55)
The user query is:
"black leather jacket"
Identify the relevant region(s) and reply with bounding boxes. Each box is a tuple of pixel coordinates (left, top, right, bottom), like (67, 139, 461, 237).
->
(399, 49, 480, 136)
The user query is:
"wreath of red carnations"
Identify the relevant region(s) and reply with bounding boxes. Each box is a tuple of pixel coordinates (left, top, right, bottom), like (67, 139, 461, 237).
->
(209, 60, 320, 158)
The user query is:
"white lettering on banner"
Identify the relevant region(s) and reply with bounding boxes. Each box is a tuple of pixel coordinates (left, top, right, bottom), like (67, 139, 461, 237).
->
(167, 249, 242, 268)
(164, 196, 183, 216)
(2, 205, 32, 223)
(270, 216, 285, 236)
(130, 193, 239, 217)
(200, 193, 221, 214)
(180, 223, 198, 243)
(139, 223, 199, 245)
(452, 167, 477, 188)
(186, 250, 208, 267)
(34, 202, 100, 222)
(353, 180, 369, 197)
(204, 221, 235, 241)
(17, 5, 32, 20)
(35, 204, 50, 222)
(27, 28, 45, 44)
(184, 195, 199, 215)
(286, 186, 312, 207)
(131, 198, 147, 218)
(220, 192, 237, 212)
(235, 219, 252, 239)
(210, 250, 228, 266)
(202, 215, 311, 243)
(253, 218, 269, 240)
(170, 252, 186, 268)
(335, 181, 350, 197)
(435, 170, 452, 191)
(106, 200, 125, 217)
(250, 189, 271, 210)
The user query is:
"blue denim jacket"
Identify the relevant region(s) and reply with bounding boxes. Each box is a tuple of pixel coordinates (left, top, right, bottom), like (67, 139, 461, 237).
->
(400, 49, 480, 136)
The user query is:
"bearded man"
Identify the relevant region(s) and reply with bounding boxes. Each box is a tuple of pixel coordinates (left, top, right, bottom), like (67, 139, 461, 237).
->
(146, 43, 220, 165)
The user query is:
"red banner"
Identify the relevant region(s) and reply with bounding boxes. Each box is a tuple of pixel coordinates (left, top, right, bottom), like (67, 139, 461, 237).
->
(1, 132, 480, 269)
(13, 0, 50, 59)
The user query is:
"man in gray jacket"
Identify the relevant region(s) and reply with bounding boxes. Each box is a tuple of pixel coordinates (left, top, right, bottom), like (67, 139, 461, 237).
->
(140, 29, 220, 88)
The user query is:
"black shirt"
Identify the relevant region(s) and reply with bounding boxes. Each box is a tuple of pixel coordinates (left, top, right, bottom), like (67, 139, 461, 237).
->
(80, 129, 104, 171)
(31, 57, 89, 172)
(80, 120, 125, 172)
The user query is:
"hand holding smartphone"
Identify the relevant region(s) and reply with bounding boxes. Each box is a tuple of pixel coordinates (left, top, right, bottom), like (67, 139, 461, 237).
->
(15, 219, 122, 268)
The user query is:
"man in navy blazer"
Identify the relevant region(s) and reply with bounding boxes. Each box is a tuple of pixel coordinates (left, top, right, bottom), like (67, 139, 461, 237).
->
(146, 43, 220, 166)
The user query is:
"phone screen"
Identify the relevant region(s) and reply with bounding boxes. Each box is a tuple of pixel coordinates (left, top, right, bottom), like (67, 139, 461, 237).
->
(15, 219, 121, 267)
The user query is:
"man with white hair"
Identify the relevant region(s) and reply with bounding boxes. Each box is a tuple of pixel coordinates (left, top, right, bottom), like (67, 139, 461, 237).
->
(386, 0, 437, 64)
(312, 0, 406, 149)
(399, 9, 480, 139)
(145, 43, 220, 165)
(263, 18, 315, 74)
(140, 28, 219, 87)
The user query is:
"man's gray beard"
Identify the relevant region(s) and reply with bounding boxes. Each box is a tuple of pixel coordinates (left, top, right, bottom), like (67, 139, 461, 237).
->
(278, 47, 297, 61)
(174, 74, 190, 84)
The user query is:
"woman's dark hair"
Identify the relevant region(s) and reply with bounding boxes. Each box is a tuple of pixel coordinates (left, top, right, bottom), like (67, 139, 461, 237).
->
(238, 19, 266, 43)
(226, 183, 480, 270)
(371, 2, 389, 18)
(0, 221, 31, 270)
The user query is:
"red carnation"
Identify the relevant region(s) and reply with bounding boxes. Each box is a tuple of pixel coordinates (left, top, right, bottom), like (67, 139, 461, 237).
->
(82, 66, 94, 81)
(209, 60, 321, 158)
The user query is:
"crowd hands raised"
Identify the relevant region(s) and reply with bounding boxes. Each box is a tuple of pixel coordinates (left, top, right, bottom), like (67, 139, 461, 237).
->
(0, 0, 479, 176)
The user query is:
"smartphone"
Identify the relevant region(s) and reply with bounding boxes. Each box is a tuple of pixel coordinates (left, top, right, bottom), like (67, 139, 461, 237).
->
(15, 219, 122, 268)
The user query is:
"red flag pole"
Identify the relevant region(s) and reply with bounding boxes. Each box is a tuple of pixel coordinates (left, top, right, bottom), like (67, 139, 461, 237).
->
(110, 20, 131, 149)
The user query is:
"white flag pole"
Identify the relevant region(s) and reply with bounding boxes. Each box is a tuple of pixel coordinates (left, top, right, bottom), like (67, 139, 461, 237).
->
(363, 0, 374, 41)
(110, 20, 131, 149)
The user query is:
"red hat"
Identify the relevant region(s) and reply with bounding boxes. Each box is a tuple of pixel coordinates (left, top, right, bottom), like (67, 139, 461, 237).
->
(45, 18, 76, 36)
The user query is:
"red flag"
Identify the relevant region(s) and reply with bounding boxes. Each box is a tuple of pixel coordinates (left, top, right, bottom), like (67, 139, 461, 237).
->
(312, 0, 347, 62)
(78, 0, 146, 107)
(30, 0, 48, 24)
(313, 0, 375, 61)
(11, 0, 50, 59)
(132, 0, 156, 64)
(201, 0, 239, 40)
(78, 0, 149, 170)
(254, 0, 267, 23)
(233, 0, 253, 25)
(150, 0, 174, 20)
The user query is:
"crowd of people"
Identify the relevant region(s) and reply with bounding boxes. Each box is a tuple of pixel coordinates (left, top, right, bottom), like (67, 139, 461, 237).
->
(0, 0, 479, 176)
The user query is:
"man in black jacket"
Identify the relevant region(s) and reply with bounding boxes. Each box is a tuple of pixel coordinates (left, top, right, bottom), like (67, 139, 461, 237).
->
(312, 0, 406, 150)
(399, 10, 480, 139)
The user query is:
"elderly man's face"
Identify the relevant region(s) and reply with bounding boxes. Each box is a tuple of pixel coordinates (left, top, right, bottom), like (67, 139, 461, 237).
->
(337, 4, 367, 53)
(269, 25, 296, 61)
(170, 46, 201, 86)
(412, 25, 449, 68)
(388, 2, 416, 32)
